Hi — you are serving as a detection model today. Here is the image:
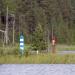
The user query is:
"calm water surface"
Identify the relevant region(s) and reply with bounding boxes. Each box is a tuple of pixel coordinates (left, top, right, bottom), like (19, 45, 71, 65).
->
(0, 64, 75, 75)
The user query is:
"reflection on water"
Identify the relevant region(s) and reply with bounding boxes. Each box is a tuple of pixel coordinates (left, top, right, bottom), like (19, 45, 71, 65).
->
(0, 64, 75, 75)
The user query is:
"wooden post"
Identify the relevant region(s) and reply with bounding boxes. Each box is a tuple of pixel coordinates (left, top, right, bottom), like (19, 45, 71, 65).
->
(52, 37, 56, 53)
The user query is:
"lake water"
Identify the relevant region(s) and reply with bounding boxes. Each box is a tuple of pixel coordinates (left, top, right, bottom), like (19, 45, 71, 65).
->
(57, 51, 75, 55)
(0, 64, 75, 75)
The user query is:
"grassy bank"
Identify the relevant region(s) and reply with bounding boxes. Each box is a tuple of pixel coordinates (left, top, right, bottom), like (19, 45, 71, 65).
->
(0, 44, 31, 55)
(0, 53, 75, 64)
(0, 44, 75, 64)
(0, 44, 75, 55)
(55, 44, 75, 51)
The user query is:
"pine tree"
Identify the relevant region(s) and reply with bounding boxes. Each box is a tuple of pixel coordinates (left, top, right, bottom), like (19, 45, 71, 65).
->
(32, 23, 47, 51)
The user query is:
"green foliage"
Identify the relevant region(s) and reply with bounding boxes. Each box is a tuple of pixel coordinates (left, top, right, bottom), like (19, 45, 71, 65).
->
(0, 44, 19, 55)
(0, 53, 75, 64)
(32, 23, 47, 51)
(3, 0, 17, 13)
(0, 0, 75, 45)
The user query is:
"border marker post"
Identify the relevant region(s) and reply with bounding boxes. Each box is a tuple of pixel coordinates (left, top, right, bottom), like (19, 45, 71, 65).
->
(20, 32, 24, 56)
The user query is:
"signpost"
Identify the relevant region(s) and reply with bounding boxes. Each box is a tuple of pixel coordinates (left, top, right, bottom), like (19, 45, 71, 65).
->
(20, 33, 24, 56)
(52, 36, 56, 53)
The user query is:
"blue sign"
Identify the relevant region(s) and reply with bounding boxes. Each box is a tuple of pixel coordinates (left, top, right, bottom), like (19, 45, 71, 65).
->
(20, 33, 24, 55)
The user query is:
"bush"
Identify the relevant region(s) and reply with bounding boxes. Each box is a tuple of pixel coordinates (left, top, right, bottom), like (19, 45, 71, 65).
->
(31, 24, 47, 51)
(0, 44, 19, 55)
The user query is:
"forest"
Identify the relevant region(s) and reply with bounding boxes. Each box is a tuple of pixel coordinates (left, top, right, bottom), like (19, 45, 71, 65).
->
(0, 0, 75, 47)
(0, 0, 75, 64)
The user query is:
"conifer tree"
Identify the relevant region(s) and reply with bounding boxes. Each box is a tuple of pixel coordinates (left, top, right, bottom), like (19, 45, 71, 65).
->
(32, 23, 47, 51)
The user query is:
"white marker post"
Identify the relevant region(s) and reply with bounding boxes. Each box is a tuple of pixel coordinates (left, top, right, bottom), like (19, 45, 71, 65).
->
(37, 50, 39, 55)
(20, 33, 24, 56)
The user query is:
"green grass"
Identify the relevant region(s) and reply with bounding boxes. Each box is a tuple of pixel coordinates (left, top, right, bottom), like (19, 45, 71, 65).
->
(0, 44, 75, 64)
(0, 53, 75, 64)
(56, 44, 75, 51)
(0, 44, 75, 55)
(0, 44, 31, 55)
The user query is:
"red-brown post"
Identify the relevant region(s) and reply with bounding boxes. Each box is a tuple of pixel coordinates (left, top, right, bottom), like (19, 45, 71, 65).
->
(52, 36, 56, 53)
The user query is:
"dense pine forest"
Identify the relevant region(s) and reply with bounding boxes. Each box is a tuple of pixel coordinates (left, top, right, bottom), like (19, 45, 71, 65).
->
(0, 0, 75, 45)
